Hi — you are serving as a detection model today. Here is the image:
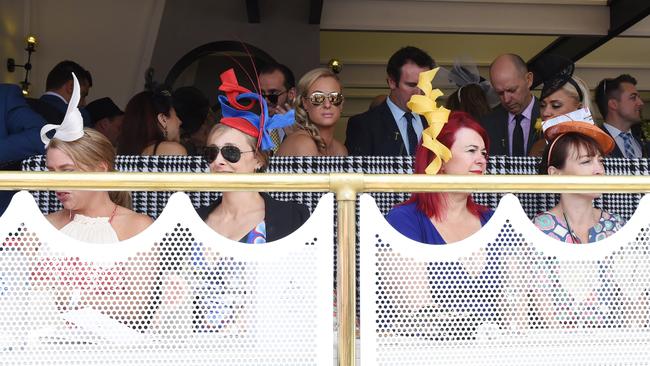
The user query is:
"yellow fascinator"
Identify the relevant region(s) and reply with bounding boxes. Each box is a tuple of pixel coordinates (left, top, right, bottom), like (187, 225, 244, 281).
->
(406, 68, 452, 175)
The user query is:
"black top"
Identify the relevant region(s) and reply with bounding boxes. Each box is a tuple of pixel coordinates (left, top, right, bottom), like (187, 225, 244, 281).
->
(196, 193, 311, 242)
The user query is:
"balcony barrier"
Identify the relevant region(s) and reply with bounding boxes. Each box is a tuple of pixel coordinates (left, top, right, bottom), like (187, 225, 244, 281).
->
(1, 171, 650, 365)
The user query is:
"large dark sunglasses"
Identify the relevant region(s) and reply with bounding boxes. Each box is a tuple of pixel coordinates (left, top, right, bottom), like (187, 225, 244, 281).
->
(261, 90, 287, 105)
(203, 145, 254, 164)
(307, 92, 344, 106)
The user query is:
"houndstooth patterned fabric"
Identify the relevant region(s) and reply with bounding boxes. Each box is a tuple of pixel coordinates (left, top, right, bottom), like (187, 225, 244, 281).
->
(22, 155, 644, 220)
(21, 154, 647, 319)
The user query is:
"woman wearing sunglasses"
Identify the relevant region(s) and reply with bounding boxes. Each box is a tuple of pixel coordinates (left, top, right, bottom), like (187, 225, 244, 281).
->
(276, 68, 348, 156)
(196, 69, 310, 243)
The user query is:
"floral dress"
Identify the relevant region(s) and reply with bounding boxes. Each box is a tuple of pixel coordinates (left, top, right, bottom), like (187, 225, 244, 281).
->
(533, 210, 625, 243)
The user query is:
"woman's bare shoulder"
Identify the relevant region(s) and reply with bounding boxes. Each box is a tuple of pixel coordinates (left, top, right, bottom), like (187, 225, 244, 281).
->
(142, 141, 187, 156)
(155, 141, 188, 156)
(114, 208, 154, 240)
(330, 139, 348, 156)
(276, 132, 319, 156)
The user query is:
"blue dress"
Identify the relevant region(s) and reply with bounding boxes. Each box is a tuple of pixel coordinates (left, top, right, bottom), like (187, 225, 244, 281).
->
(380, 202, 500, 339)
(385, 202, 494, 244)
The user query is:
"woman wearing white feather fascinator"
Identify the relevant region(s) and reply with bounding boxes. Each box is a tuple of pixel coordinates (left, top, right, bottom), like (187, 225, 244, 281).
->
(41, 73, 152, 243)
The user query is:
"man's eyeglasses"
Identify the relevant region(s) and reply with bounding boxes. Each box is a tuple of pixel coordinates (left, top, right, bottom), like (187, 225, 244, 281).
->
(261, 90, 287, 105)
(203, 145, 254, 164)
(307, 92, 344, 106)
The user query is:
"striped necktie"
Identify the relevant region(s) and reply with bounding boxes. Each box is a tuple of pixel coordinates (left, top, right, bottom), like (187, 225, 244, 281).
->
(620, 131, 637, 159)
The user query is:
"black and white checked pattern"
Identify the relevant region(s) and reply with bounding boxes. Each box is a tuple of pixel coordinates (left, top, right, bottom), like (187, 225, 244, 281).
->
(23, 155, 645, 220)
(21, 154, 648, 319)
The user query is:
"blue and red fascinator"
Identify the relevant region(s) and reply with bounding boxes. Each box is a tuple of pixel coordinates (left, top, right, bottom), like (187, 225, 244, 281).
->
(218, 68, 294, 152)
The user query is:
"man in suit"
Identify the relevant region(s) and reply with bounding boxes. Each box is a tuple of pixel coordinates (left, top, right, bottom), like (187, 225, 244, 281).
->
(481, 54, 540, 156)
(86, 97, 124, 146)
(28, 60, 92, 126)
(345, 46, 435, 156)
(258, 62, 297, 151)
(0, 83, 46, 214)
(595, 74, 648, 158)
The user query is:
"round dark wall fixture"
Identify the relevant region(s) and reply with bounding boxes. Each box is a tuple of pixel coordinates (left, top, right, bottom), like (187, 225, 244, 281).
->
(164, 41, 276, 88)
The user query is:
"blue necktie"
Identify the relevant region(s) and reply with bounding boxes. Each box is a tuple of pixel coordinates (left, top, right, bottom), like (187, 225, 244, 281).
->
(620, 131, 637, 158)
(404, 112, 418, 156)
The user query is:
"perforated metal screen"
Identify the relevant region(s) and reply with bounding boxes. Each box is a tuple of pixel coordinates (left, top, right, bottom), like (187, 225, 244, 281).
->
(1, 192, 333, 365)
(360, 193, 650, 365)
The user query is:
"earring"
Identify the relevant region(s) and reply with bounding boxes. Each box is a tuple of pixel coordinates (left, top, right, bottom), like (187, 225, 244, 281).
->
(163, 124, 168, 139)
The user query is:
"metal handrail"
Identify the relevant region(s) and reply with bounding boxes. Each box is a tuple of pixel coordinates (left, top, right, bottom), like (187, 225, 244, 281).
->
(1, 171, 650, 193)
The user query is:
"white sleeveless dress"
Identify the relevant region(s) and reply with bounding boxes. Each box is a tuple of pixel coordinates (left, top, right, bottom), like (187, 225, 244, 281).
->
(60, 214, 119, 243)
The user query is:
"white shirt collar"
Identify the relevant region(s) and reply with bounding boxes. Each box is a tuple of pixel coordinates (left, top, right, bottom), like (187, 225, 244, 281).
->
(44, 91, 69, 104)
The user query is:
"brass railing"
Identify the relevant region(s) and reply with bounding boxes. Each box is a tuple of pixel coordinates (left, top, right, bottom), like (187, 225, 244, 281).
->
(2, 171, 650, 366)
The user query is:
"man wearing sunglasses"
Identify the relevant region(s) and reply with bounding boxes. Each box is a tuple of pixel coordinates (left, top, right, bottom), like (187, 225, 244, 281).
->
(259, 63, 297, 150)
(345, 46, 435, 156)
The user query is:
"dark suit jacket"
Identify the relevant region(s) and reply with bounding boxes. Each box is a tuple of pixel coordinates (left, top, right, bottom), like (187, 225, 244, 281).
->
(480, 99, 540, 156)
(0, 84, 46, 214)
(196, 193, 310, 242)
(345, 100, 426, 156)
(27, 93, 91, 127)
(599, 124, 650, 158)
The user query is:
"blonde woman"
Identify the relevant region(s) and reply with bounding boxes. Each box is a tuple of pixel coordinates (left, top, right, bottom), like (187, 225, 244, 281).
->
(276, 68, 347, 156)
(36, 73, 155, 334)
(46, 128, 152, 242)
(529, 55, 593, 156)
(40, 73, 152, 242)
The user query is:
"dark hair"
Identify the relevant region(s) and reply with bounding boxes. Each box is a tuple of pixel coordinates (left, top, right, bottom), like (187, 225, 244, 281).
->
(46, 60, 93, 90)
(386, 46, 435, 84)
(595, 74, 638, 120)
(403, 111, 490, 221)
(173, 86, 209, 135)
(258, 63, 296, 90)
(538, 132, 601, 174)
(117, 89, 173, 155)
(445, 84, 491, 120)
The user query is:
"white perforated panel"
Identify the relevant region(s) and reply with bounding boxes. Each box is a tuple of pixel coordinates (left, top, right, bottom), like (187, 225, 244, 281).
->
(360, 193, 650, 365)
(1, 191, 333, 365)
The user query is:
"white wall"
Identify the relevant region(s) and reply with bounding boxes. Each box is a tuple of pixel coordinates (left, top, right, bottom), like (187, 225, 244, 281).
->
(0, 0, 165, 108)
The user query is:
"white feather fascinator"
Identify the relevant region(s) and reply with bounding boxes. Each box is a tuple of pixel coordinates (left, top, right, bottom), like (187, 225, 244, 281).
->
(40, 72, 85, 147)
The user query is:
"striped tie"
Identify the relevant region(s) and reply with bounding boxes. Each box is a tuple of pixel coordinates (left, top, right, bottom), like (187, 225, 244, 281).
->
(270, 129, 282, 153)
(620, 132, 636, 159)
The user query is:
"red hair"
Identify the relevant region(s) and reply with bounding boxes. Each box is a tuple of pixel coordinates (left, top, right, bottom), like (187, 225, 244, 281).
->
(404, 111, 491, 220)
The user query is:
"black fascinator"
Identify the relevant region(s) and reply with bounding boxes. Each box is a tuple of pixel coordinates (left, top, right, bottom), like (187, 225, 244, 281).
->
(531, 54, 582, 101)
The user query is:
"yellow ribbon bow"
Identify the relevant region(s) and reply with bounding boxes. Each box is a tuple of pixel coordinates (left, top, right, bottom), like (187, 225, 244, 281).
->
(406, 68, 452, 175)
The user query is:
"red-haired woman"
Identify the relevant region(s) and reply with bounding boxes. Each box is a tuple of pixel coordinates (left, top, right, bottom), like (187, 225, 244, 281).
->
(386, 111, 493, 244)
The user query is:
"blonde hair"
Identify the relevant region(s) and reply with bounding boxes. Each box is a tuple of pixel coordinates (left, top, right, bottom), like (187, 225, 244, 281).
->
(292, 68, 341, 151)
(562, 76, 593, 113)
(207, 124, 270, 171)
(48, 128, 132, 208)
